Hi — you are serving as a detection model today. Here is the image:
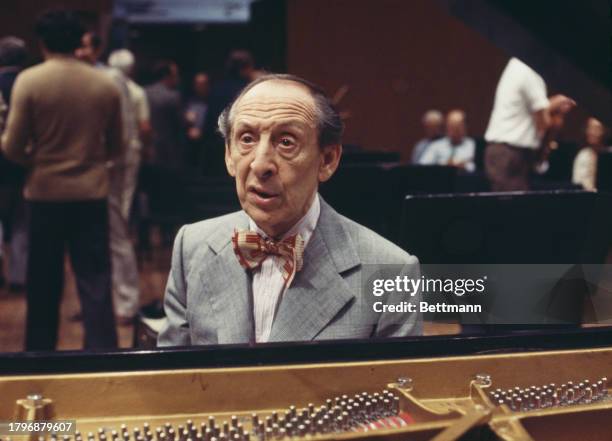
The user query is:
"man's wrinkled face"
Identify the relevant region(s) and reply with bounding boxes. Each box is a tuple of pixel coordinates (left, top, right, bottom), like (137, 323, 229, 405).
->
(225, 80, 340, 238)
(446, 113, 466, 145)
(193, 73, 209, 98)
(423, 118, 443, 139)
(585, 118, 605, 147)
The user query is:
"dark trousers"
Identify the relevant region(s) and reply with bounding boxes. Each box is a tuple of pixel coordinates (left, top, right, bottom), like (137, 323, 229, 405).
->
(25, 200, 117, 351)
(484, 142, 538, 192)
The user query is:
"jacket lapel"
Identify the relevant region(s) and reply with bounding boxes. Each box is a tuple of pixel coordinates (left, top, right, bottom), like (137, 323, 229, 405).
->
(268, 199, 360, 342)
(198, 212, 255, 345)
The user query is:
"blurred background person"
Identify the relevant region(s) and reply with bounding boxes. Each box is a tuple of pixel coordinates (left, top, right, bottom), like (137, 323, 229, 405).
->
(411, 109, 444, 164)
(484, 57, 575, 191)
(0, 9, 122, 350)
(572, 117, 609, 191)
(418, 109, 475, 172)
(144, 60, 184, 245)
(76, 34, 142, 326)
(108, 49, 151, 148)
(203, 50, 255, 175)
(0, 36, 28, 293)
(184, 71, 209, 170)
(75, 31, 103, 67)
(145, 60, 184, 169)
(107, 48, 151, 324)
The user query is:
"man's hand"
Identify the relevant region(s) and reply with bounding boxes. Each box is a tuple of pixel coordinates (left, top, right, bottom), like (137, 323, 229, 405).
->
(448, 159, 467, 169)
(549, 94, 576, 115)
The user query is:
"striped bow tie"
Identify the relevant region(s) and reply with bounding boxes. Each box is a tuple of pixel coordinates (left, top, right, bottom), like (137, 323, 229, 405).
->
(231, 230, 305, 288)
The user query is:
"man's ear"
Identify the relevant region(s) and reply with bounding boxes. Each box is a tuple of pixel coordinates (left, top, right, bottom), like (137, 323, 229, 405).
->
(225, 143, 236, 177)
(318, 144, 342, 182)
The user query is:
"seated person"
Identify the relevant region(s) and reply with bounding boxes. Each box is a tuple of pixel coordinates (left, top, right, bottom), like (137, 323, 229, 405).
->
(411, 109, 444, 164)
(158, 74, 422, 346)
(572, 117, 608, 191)
(418, 109, 475, 172)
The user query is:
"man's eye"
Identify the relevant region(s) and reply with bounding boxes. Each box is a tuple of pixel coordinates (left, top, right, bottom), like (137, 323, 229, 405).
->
(279, 137, 296, 148)
(239, 134, 255, 144)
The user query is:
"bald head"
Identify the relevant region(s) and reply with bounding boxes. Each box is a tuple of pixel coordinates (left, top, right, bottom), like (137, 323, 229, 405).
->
(229, 79, 318, 141)
(218, 73, 343, 149)
(446, 110, 467, 145)
(421, 110, 444, 139)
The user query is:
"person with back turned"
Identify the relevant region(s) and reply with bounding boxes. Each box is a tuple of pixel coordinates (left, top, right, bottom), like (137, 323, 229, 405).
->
(158, 74, 422, 346)
(0, 10, 123, 350)
(484, 57, 575, 191)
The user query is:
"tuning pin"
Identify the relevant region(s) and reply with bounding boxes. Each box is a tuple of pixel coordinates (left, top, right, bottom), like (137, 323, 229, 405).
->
(567, 388, 576, 404)
(513, 397, 521, 412)
(584, 387, 593, 404)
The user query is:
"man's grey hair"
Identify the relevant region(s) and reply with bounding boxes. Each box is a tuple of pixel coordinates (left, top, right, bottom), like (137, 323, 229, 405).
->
(422, 109, 443, 125)
(218, 73, 344, 148)
(108, 49, 135, 76)
(0, 36, 27, 67)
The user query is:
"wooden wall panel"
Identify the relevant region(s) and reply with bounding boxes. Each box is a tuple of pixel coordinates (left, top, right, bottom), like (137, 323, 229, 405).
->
(286, 0, 510, 159)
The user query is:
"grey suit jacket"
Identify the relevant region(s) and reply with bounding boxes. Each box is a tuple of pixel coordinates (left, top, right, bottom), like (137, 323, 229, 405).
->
(158, 198, 422, 346)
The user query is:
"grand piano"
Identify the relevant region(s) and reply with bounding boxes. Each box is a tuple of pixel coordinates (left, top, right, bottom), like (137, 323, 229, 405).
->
(1, 1, 611, 440)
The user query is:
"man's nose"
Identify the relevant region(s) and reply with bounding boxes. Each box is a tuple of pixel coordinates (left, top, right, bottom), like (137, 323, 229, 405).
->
(249, 138, 277, 179)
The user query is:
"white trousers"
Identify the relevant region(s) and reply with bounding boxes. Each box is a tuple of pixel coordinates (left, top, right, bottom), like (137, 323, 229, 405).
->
(108, 154, 141, 318)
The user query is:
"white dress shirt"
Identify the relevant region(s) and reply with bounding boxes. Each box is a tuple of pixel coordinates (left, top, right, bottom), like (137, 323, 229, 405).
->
(418, 136, 476, 172)
(484, 58, 550, 149)
(248, 193, 321, 342)
(572, 147, 598, 191)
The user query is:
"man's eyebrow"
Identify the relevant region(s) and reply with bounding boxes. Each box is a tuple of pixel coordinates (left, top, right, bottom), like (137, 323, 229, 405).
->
(233, 121, 257, 131)
(234, 118, 309, 132)
(274, 120, 308, 131)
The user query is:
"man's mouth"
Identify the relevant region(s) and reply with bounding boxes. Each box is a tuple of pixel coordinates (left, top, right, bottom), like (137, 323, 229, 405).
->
(249, 187, 280, 201)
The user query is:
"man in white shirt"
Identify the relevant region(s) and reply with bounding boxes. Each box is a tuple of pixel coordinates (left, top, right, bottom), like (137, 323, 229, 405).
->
(411, 109, 444, 164)
(157, 74, 422, 346)
(484, 57, 575, 191)
(419, 109, 475, 172)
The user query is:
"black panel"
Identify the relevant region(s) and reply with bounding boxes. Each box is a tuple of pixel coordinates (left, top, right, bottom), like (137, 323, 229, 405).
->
(249, 0, 287, 72)
(2, 328, 612, 375)
(401, 191, 612, 264)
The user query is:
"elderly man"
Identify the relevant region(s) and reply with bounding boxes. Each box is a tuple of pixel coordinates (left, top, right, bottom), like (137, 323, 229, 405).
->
(158, 74, 421, 346)
(419, 110, 475, 172)
(106, 48, 152, 323)
(411, 109, 444, 164)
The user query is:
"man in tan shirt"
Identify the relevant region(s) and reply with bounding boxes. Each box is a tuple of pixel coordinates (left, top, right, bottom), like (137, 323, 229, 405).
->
(0, 10, 123, 350)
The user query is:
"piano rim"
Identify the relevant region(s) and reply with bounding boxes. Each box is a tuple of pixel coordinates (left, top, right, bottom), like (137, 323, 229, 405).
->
(1, 327, 612, 375)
